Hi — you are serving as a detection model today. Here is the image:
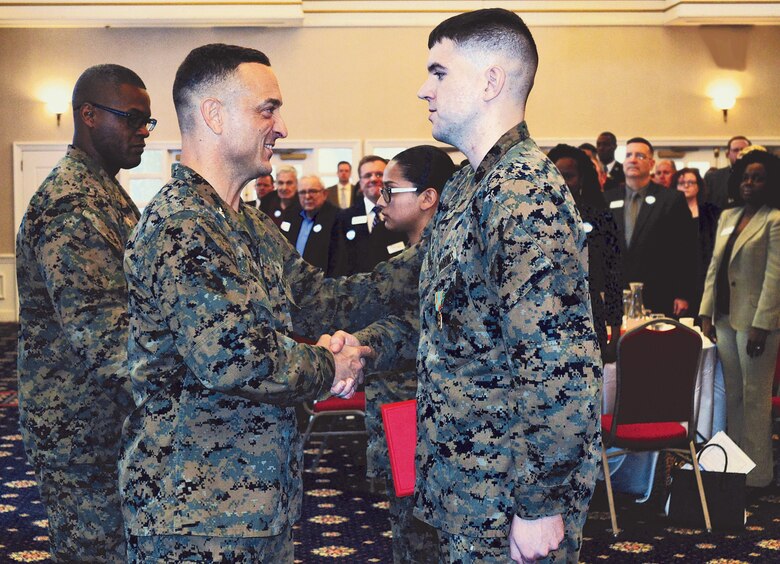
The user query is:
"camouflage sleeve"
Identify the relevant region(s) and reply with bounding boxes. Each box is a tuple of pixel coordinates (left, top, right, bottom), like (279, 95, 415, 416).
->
(287, 240, 424, 353)
(352, 311, 419, 373)
(148, 211, 332, 405)
(35, 209, 133, 411)
(485, 197, 600, 520)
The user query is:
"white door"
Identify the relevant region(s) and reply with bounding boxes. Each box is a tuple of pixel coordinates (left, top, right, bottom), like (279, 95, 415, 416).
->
(13, 143, 67, 236)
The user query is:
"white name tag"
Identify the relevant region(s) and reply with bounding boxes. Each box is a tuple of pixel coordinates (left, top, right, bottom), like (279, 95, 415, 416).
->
(352, 215, 368, 225)
(609, 200, 624, 209)
(582, 222, 593, 233)
(386, 241, 406, 255)
(313, 224, 322, 233)
(720, 225, 735, 237)
(280, 221, 291, 232)
(274, 209, 281, 218)
(346, 229, 356, 241)
(645, 195, 656, 205)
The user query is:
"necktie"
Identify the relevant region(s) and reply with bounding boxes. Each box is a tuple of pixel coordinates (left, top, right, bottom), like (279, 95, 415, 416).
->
(340, 185, 349, 208)
(372, 205, 382, 231)
(625, 192, 641, 246)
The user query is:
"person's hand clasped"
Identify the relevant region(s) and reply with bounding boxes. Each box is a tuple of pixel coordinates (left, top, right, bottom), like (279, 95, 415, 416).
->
(509, 514, 564, 563)
(317, 330, 374, 399)
(746, 326, 769, 358)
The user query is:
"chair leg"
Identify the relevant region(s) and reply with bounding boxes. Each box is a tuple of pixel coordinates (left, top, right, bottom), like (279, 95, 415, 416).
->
(689, 441, 712, 532)
(602, 449, 620, 536)
(302, 413, 318, 446)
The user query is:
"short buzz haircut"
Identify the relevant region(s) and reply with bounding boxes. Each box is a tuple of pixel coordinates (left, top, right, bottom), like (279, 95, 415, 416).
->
(428, 8, 538, 104)
(626, 136, 654, 156)
(173, 43, 271, 133)
(358, 155, 388, 177)
(72, 64, 146, 109)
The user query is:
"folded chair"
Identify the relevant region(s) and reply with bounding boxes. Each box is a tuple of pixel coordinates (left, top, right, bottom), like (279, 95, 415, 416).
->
(601, 318, 710, 535)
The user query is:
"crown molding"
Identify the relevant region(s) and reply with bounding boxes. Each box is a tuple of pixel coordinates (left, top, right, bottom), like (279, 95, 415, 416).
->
(0, 1, 778, 28)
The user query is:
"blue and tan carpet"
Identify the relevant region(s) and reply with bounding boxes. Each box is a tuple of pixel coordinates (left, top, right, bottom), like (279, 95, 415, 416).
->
(2, 322, 780, 562)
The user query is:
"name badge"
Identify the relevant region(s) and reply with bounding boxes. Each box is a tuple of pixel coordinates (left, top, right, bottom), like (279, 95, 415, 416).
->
(352, 215, 368, 225)
(280, 221, 291, 232)
(609, 200, 624, 209)
(387, 241, 406, 255)
(720, 225, 735, 237)
(346, 229, 356, 241)
(274, 209, 281, 218)
(645, 195, 656, 205)
(582, 222, 593, 233)
(313, 224, 322, 233)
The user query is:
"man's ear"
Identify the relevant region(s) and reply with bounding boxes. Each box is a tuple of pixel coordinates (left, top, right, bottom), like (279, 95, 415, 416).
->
(483, 65, 506, 102)
(200, 98, 224, 135)
(78, 103, 96, 128)
(418, 187, 439, 211)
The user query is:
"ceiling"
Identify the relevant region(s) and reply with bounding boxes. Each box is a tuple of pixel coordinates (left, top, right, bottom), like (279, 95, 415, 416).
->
(1, 1, 779, 28)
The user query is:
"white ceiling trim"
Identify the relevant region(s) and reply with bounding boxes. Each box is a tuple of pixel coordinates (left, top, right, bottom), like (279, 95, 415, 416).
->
(0, 0, 778, 28)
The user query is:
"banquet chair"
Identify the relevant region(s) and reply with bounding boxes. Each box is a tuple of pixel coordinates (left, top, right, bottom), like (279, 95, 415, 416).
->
(301, 393, 367, 469)
(601, 318, 710, 535)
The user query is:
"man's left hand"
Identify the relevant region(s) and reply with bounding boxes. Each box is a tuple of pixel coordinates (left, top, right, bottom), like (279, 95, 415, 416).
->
(509, 513, 564, 563)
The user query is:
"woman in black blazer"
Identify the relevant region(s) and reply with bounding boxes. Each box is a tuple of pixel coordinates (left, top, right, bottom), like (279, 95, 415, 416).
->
(672, 167, 721, 320)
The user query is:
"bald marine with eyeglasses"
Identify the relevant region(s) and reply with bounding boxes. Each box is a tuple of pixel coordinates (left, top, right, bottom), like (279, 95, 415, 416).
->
(16, 64, 156, 562)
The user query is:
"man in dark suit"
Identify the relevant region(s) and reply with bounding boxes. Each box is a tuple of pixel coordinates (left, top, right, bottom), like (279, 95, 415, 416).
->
(604, 137, 696, 316)
(597, 131, 625, 190)
(326, 160, 360, 209)
(331, 155, 406, 275)
(279, 175, 340, 276)
(704, 135, 750, 209)
(260, 165, 300, 227)
(244, 173, 273, 208)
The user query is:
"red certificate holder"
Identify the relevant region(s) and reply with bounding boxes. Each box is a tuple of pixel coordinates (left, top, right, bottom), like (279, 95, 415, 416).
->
(380, 399, 417, 497)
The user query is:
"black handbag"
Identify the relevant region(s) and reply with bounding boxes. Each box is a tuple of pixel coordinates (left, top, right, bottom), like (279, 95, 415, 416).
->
(667, 443, 746, 530)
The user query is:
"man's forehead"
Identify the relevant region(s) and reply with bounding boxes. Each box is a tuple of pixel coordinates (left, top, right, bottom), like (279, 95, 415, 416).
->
(360, 161, 386, 174)
(235, 62, 282, 103)
(627, 142, 651, 155)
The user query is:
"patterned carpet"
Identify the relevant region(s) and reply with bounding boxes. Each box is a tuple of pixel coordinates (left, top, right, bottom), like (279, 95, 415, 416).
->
(2, 322, 780, 562)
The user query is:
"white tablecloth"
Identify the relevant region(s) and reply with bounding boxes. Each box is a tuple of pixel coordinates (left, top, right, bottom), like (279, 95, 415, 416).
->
(601, 336, 726, 500)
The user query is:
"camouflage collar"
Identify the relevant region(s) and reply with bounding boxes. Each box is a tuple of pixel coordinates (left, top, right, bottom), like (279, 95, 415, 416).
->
(66, 145, 117, 185)
(171, 163, 242, 228)
(473, 121, 531, 183)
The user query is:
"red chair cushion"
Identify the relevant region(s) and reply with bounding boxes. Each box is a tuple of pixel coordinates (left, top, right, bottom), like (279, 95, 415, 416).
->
(602, 414, 687, 442)
(313, 392, 366, 413)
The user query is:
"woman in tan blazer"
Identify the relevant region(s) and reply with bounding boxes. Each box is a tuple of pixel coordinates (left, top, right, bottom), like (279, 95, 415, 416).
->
(700, 150, 780, 489)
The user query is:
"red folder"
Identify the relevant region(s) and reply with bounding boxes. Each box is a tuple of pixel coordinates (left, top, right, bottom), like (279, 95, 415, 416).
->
(380, 399, 417, 497)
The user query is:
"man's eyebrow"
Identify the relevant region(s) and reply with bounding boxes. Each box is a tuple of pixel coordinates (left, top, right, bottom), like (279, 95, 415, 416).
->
(427, 63, 446, 73)
(261, 98, 282, 109)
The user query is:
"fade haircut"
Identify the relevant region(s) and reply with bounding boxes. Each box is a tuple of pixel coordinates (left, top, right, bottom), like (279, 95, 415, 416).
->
(428, 8, 538, 103)
(626, 136, 654, 156)
(391, 145, 456, 196)
(173, 43, 271, 133)
(72, 64, 146, 109)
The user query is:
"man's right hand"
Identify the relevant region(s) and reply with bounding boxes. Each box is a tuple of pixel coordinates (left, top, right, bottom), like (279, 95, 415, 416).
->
(700, 316, 716, 343)
(317, 333, 373, 399)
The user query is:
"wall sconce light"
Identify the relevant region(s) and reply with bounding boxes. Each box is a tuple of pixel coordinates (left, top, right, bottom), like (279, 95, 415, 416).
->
(707, 79, 740, 123)
(45, 99, 70, 127)
(712, 94, 736, 123)
(38, 84, 71, 127)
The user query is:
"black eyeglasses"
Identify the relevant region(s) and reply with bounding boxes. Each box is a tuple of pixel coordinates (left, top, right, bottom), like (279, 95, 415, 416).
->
(88, 102, 157, 132)
(380, 185, 419, 203)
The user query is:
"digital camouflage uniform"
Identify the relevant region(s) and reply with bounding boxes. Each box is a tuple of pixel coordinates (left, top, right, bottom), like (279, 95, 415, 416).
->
(121, 164, 420, 561)
(16, 145, 139, 562)
(414, 123, 602, 563)
(366, 360, 438, 564)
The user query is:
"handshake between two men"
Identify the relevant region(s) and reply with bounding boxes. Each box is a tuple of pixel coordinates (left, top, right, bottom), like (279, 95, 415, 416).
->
(316, 330, 374, 399)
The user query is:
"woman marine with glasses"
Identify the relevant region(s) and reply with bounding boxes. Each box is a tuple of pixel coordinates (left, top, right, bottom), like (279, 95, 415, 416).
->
(365, 145, 456, 563)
